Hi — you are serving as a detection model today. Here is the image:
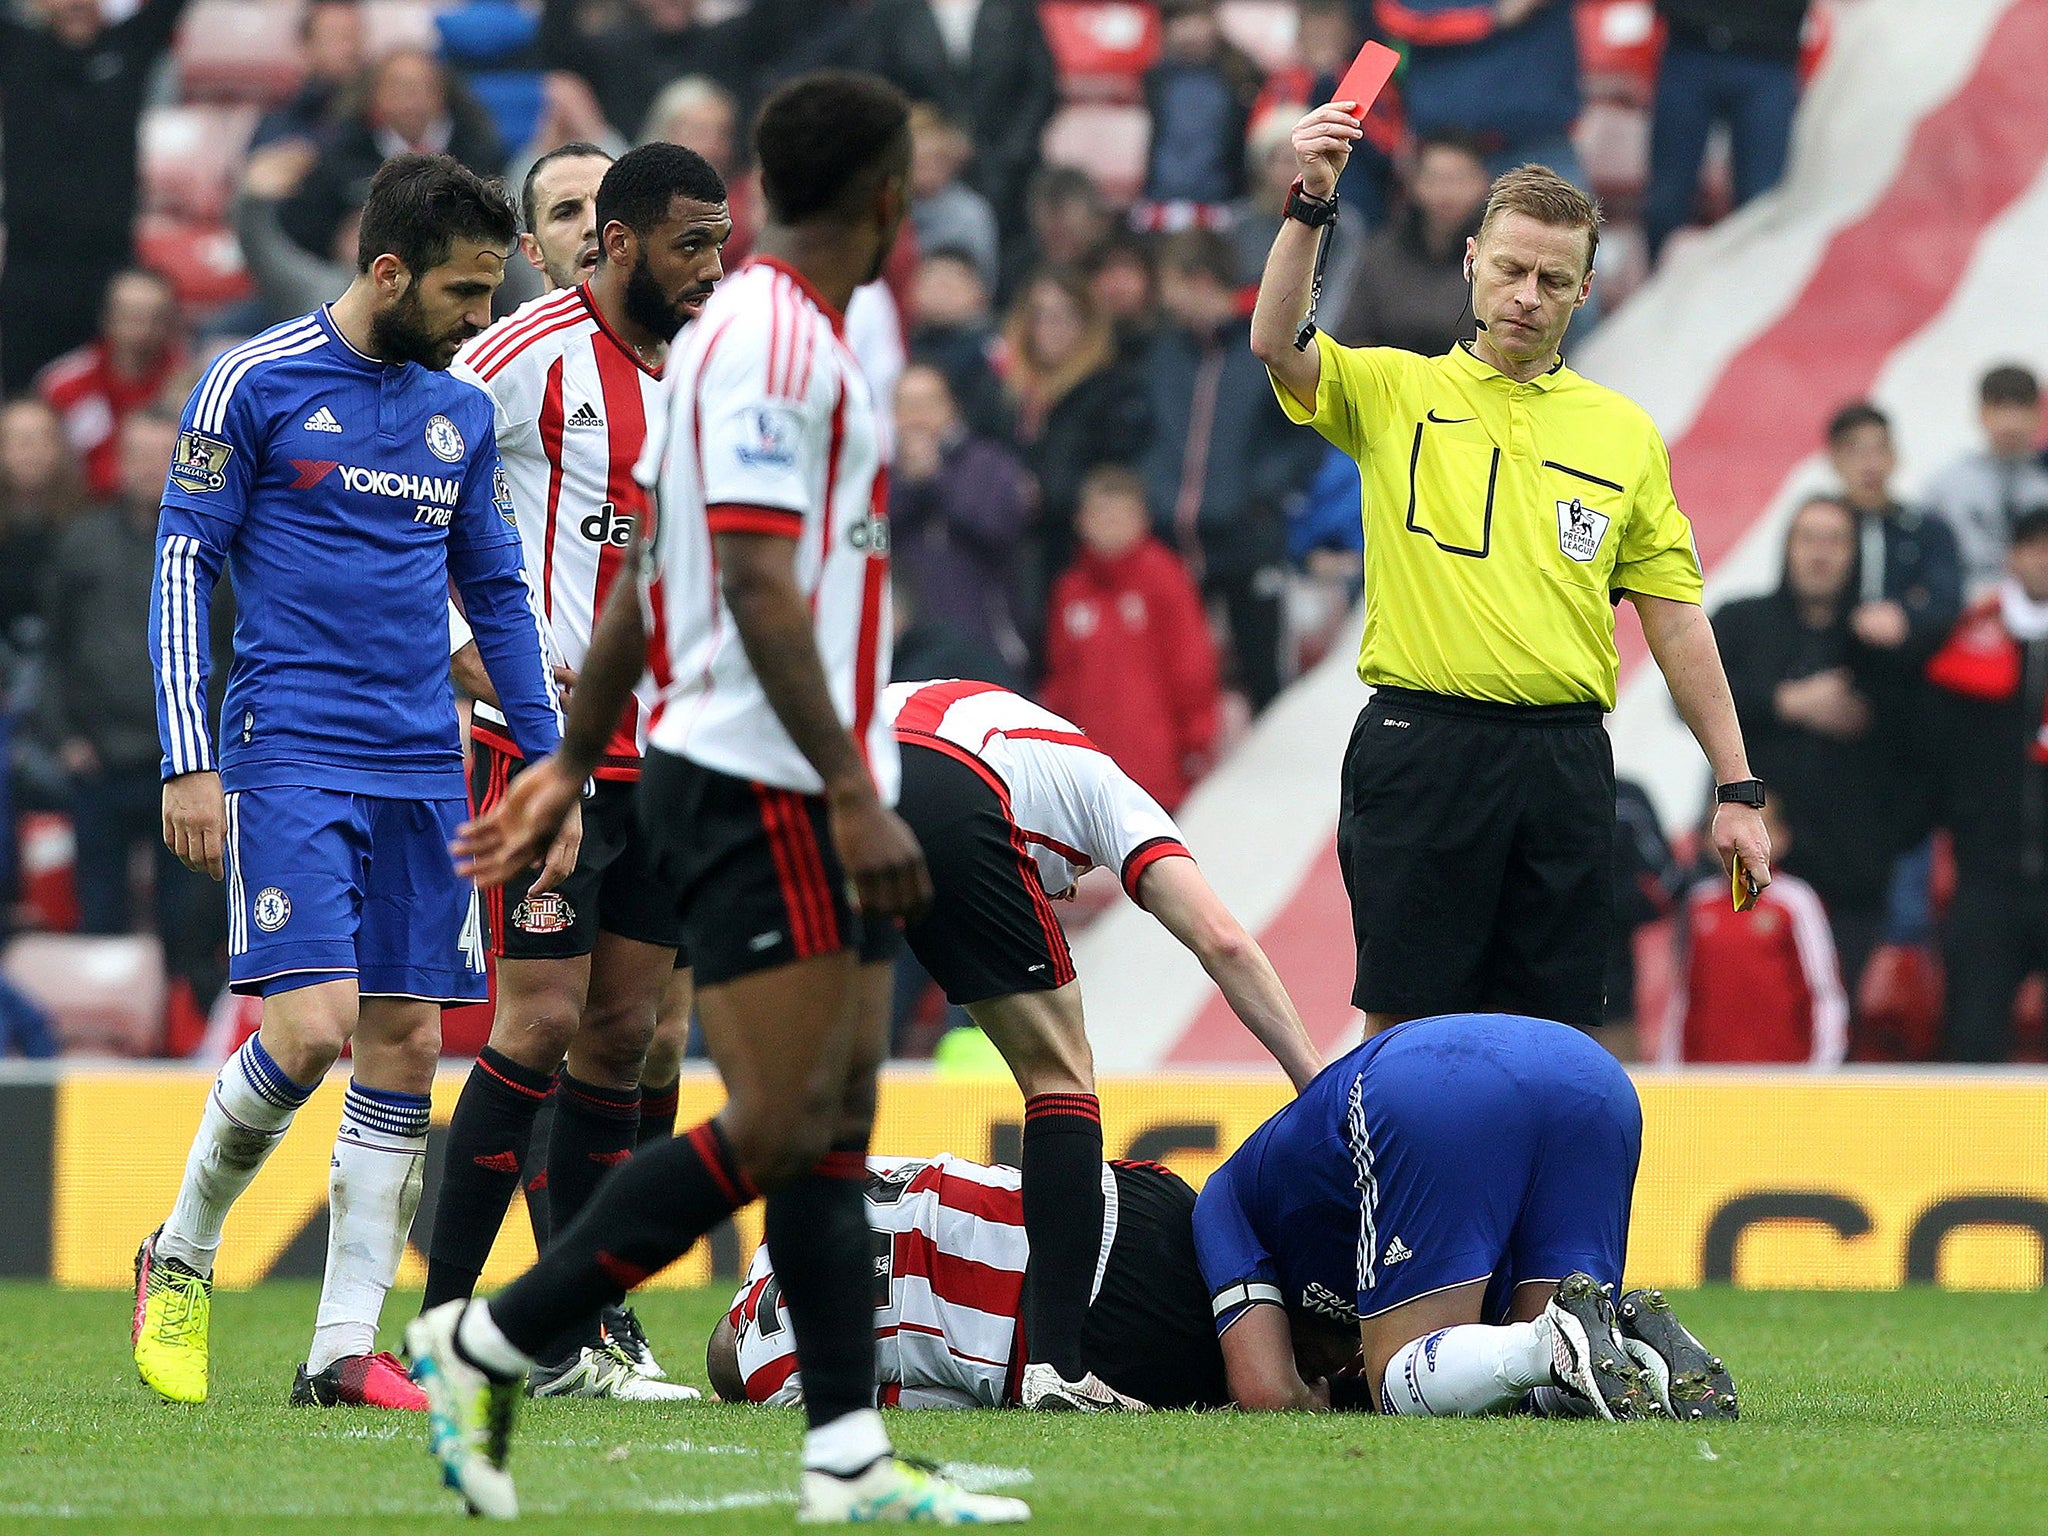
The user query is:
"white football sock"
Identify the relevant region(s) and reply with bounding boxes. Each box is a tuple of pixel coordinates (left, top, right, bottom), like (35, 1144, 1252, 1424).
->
(158, 1035, 315, 1274)
(804, 1407, 892, 1476)
(307, 1081, 429, 1373)
(457, 1298, 533, 1381)
(1380, 1323, 1553, 1417)
(1528, 1384, 1601, 1418)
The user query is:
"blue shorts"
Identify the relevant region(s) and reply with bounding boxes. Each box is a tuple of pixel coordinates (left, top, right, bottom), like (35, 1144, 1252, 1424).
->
(1353, 1017, 1641, 1322)
(223, 786, 486, 1004)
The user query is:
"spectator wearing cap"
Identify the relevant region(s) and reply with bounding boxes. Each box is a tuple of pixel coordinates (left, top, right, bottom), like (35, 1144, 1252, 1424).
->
(1001, 268, 1152, 602)
(1645, 0, 1809, 262)
(1373, 0, 1585, 186)
(890, 362, 1036, 670)
(1925, 365, 2048, 600)
(855, 0, 1057, 246)
(0, 0, 193, 391)
(1333, 131, 1489, 357)
(252, 0, 368, 150)
(1924, 507, 2048, 1062)
(1712, 495, 1908, 1001)
(1139, 0, 1264, 225)
(281, 47, 508, 262)
(1143, 228, 1324, 709)
(908, 102, 1001, 295)
(36, 270, 185, 503)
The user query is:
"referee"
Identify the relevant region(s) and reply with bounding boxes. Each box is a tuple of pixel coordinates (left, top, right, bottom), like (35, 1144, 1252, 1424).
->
(1251, 103, 1770, 1040)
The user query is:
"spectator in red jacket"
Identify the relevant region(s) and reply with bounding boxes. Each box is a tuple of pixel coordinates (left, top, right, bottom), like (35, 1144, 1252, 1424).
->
(1663, 799, 1848, 1065)
(1041, 465, 1220, 809)
(35, 269, 184, 502)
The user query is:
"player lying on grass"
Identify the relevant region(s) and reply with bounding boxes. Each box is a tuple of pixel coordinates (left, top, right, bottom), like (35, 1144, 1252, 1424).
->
(886, 678, 1321, 1411)
(1195, 1012, 1739, 1420)
(707, 1153, 1230, 1411)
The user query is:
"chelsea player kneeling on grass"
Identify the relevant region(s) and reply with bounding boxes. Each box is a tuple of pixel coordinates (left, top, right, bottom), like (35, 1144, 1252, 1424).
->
(1195, 1013, 1740, 1421)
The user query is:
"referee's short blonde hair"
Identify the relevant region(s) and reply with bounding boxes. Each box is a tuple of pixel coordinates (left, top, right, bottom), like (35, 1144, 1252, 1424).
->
(1478, 166, 1603, 277)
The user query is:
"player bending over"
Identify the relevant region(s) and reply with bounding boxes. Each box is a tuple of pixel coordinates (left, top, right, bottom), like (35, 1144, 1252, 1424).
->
(1195, 1014, 1739, 1421)
(423, 142, 731, 1402)
(708, 1154, 1229, 1411)
(886, 678, 1321, 1411)
(135, 155, 567, 1409)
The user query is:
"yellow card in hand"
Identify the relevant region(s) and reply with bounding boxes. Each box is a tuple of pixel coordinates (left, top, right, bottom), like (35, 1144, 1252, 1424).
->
(1733, 864, 1760, 913)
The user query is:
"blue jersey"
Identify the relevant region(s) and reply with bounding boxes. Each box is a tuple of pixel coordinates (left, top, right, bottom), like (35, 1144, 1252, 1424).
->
(151, 307, 560, 797)
(1192, 1014, 1640, 1333)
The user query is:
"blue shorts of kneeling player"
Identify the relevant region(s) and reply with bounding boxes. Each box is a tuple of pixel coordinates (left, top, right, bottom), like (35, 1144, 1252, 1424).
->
(222, 787, 486, 1003)
(1194, 1014, 1645, 1413)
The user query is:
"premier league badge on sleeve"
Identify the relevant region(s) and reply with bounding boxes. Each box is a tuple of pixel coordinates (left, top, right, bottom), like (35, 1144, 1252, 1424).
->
(1556, 497, 1611, 563)
(735, 406, 800, 469)
(424, 413, 466, 463)
(493, 463, 516, 525)
(169, 431, 234, 494)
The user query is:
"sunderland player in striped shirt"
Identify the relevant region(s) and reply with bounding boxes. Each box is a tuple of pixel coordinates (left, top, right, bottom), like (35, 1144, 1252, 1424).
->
(885, 678, 1320, 1409)
(423, 144, 731, 1402)
(132, 155, 569, 1410)
(409, 73, 1026, 1523)
(710, 1153, 1230, 1412)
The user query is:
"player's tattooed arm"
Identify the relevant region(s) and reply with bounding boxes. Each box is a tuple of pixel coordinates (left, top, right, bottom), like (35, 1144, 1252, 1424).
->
(716, 528, 931, 923)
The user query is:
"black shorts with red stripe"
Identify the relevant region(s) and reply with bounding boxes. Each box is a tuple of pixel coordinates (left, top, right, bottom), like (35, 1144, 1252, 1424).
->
(894, 739, 1076, 1007)
(1080, 1161, 1230, 1410)
(637, 748, 899, 988)
(468, 737, 686, 961)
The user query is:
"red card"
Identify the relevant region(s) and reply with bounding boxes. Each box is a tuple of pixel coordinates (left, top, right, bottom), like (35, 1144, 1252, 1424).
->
(1333, 40, 1400, 119)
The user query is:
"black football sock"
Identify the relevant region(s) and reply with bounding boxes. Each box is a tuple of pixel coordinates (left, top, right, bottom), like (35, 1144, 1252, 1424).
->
(637, 1077, 681, 1147)
(763, 1147, 879, 1430)
(535, 1073, 645, 1359)
(522, 1086, 556, 1250)
(1020, 1092, 1104, 1381)
(489, 1118, 755, 1359)
(422, 1047, 554, 1310)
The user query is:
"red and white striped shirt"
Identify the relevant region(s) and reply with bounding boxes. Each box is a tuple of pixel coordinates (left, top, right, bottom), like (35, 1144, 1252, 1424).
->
(453, 286, 661, 777)
(727, 1154, 1118, 1409)
(635, 258, 897, 799)
(885, 679, 1192, 899)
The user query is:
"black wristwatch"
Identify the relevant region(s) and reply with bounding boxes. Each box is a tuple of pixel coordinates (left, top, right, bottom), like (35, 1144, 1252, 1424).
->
(1715, 778, 1766, 808)
(1283, 177, 1340, 228)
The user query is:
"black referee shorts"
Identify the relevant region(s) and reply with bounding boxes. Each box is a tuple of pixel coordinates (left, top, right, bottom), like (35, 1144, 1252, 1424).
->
(636, 749, 900, 988)
(1080, 1161, 1230, 1410)
(896, 740, 1076, 1006)
(1338, 686, 1614, 1030)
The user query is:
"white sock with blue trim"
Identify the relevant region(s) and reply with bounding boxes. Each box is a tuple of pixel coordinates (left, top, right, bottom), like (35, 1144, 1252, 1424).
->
(159, 1035, 316, 1275)
(307, 1081, 430, 1374)
(1380, 1323, 1552, 1416)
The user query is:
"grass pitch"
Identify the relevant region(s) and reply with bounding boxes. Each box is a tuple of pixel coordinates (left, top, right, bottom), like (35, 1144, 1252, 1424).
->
(0, 1282, 2041, 1534)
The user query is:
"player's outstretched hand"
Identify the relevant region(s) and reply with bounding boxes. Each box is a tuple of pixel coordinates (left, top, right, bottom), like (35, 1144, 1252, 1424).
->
(163, 770, 226, 880)
(827, 787, 932, 924)
(530, 799, 583, 896)
(1713, 801, 1773, 898)
(453, 755, 581, 889)
(1292, 102, 1363, 199)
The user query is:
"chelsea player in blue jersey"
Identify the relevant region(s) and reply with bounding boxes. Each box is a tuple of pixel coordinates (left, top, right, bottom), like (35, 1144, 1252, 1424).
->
(132, 155, 571, 1410)
(1194, 1014, 1739, 1422)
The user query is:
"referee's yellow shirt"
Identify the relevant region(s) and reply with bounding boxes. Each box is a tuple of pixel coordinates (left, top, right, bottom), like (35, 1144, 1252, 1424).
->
(1276, 330, 1703, 710)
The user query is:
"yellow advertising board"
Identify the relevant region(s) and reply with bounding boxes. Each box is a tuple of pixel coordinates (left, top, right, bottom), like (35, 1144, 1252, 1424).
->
(49, 1069, 2048, 1291)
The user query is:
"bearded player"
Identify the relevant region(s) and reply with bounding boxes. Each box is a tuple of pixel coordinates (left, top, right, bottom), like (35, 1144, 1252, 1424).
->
(134, 155, 567, 1409)
(422, 143, 730, 1402)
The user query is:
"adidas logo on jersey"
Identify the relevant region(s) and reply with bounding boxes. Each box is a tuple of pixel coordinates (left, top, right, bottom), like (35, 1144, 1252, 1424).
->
(1382, 1236, 1413, 1266)
(565, 401, 604, 428)
(302, 406, 343, 433)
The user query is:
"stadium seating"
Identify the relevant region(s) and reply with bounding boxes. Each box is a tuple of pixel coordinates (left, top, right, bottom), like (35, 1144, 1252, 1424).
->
(1217, 0, 1298, 74)
(141, 103, 258, 223)
(1042, 102, 1150, 204)
(136, 214, 256, 311)
(176, 0, 305, 105)
(1040, 1, 1159, 104)
(3, 933, 166, 1056)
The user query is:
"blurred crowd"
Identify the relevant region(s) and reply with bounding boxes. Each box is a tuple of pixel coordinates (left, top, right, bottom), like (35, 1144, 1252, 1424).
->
(6, 0, 1989, 1067)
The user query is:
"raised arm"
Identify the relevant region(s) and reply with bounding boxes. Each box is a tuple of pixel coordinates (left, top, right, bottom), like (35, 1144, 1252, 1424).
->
(1136, 856, 1321, 1089)
(1633, 593, 1771, 894)
(1249, 104, 1362, 409)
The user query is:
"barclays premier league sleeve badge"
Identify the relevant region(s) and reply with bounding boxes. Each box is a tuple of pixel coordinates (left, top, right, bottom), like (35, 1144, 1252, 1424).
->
(169, 431, 234, 494)
(492, 463, 516, 525)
